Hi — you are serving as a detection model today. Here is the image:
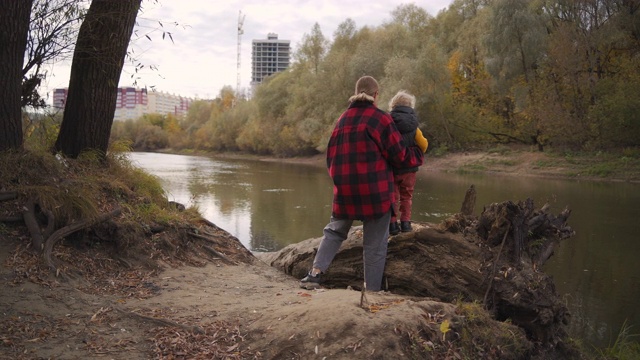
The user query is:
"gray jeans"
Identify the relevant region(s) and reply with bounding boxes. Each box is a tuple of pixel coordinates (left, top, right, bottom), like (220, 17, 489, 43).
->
(312, 211, 391, 291)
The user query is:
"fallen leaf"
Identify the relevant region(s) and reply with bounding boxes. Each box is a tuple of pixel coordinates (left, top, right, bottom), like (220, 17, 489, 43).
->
(440, 319, 451, 341)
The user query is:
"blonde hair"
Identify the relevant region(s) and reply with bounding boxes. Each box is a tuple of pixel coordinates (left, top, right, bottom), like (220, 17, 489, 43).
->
(388, 90, 416, 111)
(348, 76, 379, 103)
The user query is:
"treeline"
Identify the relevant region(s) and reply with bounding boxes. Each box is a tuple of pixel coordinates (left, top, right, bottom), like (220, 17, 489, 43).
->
(111, 0, 640, 156)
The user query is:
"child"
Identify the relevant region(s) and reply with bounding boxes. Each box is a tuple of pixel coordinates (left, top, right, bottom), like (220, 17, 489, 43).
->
(388, 90, 428, 235)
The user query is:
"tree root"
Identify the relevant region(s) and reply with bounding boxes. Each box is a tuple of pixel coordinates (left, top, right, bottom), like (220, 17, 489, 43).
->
(0, 215, 22, 222)
(203, 245, 236, 264)
(4, 196, 54, 249)
(198, 218, 223, 231)
(44, 207, 122, 273)
(188, 232, 236, 265)
(0, 192, 18, 202)
(42, 208, 55, 239)
(22, 198, 45, 250)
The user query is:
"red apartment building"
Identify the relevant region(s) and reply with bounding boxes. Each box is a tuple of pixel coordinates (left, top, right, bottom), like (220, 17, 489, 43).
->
(53, 87, 193, 121)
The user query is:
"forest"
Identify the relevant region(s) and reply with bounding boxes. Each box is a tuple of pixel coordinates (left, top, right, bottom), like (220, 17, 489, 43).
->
(109, 0, 640, 158)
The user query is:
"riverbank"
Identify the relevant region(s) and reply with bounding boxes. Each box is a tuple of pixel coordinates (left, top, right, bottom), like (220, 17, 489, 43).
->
(249, 146, 640, 183)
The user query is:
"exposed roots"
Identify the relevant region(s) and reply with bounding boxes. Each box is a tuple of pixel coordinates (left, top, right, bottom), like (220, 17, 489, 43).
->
(44, 208, 122, 273)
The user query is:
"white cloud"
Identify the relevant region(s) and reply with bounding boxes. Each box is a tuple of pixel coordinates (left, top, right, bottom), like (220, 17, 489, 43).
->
(43, 0, 453, 102)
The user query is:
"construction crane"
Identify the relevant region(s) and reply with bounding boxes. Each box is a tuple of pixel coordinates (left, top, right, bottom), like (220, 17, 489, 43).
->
(237, 10, 245, 96)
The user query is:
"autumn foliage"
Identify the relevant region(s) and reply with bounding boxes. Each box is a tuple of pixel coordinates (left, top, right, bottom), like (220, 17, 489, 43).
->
(111, 1, 640, 156)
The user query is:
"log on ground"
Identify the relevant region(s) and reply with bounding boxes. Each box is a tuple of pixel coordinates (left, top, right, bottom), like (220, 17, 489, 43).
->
(260, 197, 575, 346)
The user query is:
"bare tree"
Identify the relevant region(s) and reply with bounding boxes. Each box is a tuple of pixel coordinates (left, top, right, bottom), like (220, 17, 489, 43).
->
(22, 0, 87, 108)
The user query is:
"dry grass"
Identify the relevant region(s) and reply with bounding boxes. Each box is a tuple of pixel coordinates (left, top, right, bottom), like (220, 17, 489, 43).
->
(0, 149, 256, 359)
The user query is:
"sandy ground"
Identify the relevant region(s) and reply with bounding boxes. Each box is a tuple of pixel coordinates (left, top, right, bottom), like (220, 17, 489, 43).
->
(0, 237, 464, 359)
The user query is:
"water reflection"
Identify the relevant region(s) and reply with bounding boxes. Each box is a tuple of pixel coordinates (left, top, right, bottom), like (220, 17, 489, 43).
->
(129, 152, 640, 349)
(128, 152, 333, 252)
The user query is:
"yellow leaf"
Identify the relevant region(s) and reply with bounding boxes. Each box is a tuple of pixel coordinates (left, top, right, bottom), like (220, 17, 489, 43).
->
(440, 319, 451, 341)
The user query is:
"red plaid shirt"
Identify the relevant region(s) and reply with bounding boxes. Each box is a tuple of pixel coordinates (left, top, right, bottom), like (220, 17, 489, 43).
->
(326, 101, 424, 220)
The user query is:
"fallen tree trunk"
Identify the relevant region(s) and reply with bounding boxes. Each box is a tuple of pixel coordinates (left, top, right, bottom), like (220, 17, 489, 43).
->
(260, 195, 575, 346)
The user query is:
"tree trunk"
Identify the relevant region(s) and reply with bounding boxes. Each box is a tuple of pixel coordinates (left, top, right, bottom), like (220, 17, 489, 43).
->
(0, 0, 34, 151)
(54, 0, 142, 159)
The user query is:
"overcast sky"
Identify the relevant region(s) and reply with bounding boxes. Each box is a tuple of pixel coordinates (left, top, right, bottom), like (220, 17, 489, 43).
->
(43, 0, 453, 102)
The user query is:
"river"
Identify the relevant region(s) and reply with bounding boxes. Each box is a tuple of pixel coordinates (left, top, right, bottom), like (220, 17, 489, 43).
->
(129, 151, 640, 349)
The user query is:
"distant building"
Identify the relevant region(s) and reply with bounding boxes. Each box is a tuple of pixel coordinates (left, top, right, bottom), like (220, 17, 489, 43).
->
(52, 88, 68, 110)
(251, 33, 290, 87)
(52, 87, 193, 121)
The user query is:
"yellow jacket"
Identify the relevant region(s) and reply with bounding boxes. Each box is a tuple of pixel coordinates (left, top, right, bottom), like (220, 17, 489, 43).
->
(415, 128, 428, 153)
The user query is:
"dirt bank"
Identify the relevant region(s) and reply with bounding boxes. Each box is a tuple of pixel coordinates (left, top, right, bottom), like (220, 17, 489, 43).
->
(254, 147, 640, 183)
(0, 226, 580, 359)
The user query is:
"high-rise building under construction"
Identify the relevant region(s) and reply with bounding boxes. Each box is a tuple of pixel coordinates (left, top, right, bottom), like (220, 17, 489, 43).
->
(251, 33, 290, 86)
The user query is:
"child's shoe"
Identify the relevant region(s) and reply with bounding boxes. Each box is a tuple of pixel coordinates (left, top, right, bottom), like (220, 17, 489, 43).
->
(400, 221, 412, 232)
(389, 222, 400, 235)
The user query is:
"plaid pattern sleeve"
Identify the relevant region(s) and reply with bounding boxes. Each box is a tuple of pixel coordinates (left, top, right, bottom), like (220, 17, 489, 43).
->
(326, 101, 423, 220)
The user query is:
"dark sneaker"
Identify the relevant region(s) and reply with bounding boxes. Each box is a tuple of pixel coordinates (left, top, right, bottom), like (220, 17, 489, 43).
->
(389, 222, 400, 235)
(400, 221, 412, 232)
(300, 271, 322, 289)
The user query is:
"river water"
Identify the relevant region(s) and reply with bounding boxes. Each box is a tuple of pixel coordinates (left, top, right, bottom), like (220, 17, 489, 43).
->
(129, 151, 640, 349)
